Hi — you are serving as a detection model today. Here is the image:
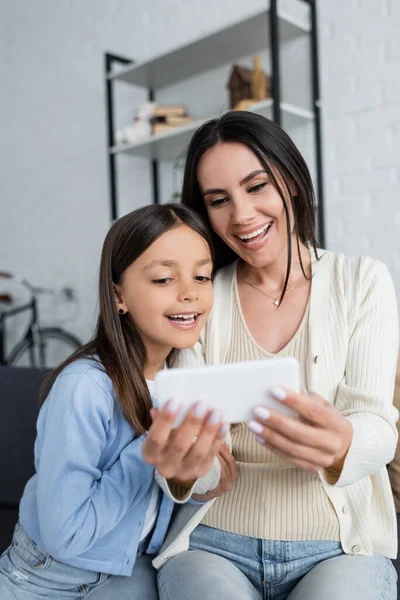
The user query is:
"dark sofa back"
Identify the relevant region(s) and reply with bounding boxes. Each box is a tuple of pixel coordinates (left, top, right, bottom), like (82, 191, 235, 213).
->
(0, 366, 49, 506)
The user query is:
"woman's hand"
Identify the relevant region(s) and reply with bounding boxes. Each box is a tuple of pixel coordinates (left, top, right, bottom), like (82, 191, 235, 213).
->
(192, 444, 237, 502)
(142, 400, 228, 488)
(248, 387, 353, 474)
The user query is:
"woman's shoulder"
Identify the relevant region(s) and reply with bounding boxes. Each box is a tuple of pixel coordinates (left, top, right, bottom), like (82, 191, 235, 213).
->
(316, 248, 395, 296)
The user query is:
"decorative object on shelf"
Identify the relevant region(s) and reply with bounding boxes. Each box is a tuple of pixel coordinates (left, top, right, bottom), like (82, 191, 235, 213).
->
(151, 105, 195, 136)
(115, 102, 155, 145)
(227, 64, 253, 109)
(227, 56, 272, 110)
(251, 56, 272, 101)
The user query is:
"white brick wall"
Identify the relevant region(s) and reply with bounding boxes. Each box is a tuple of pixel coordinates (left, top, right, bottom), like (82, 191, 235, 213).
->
(0, 0, 398, 347)
(319, 0, 400, 305)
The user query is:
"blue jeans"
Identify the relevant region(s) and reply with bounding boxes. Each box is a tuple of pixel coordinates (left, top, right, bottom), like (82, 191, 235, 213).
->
(0, 522, 159, 599)
(158, 525, 397, 600)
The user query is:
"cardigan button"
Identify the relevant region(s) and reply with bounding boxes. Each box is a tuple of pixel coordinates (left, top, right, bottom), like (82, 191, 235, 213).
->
(342, 505, 349, 515)
(314, 355, 319, 364)
(352, 545, 361, 554)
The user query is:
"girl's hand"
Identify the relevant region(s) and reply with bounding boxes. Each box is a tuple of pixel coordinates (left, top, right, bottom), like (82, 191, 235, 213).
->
(192, 444, 237, 502)
(142, 400, 228, 488)
(248, 388, 353, 474)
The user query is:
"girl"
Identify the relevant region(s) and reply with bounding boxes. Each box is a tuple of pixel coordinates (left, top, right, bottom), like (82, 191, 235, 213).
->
(0, 203, 228, 600)
(157, 112, 399, 600)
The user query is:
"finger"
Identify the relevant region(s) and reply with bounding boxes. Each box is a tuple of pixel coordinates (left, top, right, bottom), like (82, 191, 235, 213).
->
(268, 387, 333, 427)
(257, 437, 320, 473)
(143, 399, 181, 462)
(192, 409, 227, 453)
(249, 421, 332, 469)
(220, 446, 237, 482)
(251, 406, 339, 454)
(161, 402, 215, 467)
(150, 407, 159, 421)
(183, 410, 226, 473)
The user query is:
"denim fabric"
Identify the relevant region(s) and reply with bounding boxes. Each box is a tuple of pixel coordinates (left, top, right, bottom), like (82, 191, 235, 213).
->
(0, 523, 159, 600)
(19, 358, 173, 576)
(158, 525, 397, 600)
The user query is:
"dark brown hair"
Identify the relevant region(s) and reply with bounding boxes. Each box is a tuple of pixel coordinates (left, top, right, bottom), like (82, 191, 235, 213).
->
(42, 203, 214, 435)
(181, 111, 319, 298)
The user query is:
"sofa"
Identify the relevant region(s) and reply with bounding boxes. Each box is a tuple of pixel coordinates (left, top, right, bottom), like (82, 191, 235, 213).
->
(1, 363, 400, 595)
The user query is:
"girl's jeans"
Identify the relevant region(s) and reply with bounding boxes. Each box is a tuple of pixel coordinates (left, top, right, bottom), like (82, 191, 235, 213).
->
(0, 522, 158, 599)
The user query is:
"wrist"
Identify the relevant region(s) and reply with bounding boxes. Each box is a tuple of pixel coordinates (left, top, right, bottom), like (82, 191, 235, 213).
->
(168, 477, 196, 490)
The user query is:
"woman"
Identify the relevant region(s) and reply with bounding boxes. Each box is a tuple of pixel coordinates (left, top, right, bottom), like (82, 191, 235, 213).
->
(156, 112, 399, 600)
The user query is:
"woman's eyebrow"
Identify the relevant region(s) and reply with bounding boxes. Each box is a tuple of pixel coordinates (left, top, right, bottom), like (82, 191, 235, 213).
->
(239, 169, 267, 186)
(202, 170, 267, 196)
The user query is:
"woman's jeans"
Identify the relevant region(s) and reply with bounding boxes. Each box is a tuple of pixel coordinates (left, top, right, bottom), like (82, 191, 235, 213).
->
(0, 522, 159, 599)
(158, 525, 397, 600)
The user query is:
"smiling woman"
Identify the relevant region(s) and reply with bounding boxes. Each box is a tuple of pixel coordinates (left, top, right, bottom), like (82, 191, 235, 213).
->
(156, 112, 399, 600)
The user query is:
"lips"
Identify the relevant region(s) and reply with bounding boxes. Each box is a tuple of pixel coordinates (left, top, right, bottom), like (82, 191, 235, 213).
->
(235, 222, 272, 246)
(166, 313, 200, 325)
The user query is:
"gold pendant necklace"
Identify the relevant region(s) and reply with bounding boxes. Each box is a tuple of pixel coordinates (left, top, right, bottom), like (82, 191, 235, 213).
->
(240, 276, 298, 307)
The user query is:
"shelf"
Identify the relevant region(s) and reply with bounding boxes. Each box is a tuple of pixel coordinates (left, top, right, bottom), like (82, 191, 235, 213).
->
(110, 99, 314, 161)
(107, 2, 310, 90)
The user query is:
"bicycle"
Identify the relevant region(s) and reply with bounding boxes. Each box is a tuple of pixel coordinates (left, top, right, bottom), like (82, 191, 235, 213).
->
(0, 271, 82, 368)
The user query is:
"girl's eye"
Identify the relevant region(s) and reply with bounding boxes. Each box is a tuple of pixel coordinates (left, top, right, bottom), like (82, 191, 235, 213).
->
(195, 276, 212, 282)
(152, 278, 172, 284)
(248, 182, 267, 193)
(209, 197, 228, 208)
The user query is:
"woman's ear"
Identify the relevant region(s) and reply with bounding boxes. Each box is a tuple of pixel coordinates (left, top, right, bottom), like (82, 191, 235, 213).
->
(113, 284, 128, 315)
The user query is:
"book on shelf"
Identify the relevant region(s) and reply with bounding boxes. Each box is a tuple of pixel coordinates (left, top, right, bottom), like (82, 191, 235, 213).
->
(152, 115, 195, 126)
(152, 123, 183, 135)
(153, 105, 188, 118)
(152, 117, 196, 136)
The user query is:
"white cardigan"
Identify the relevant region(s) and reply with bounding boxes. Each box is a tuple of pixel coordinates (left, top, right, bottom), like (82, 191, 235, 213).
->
(153, 249, 399, 568)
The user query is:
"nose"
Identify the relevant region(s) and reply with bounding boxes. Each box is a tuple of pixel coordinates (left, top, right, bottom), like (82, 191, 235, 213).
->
(177, 280, 198, 303)
(231, 198, 256, 226)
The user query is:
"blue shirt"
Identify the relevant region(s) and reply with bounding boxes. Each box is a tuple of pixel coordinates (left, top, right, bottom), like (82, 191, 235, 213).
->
(19, 358, 174, 576)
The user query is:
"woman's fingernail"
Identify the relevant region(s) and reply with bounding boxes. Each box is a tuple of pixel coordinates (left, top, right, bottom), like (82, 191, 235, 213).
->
(193, 401, 208, 418)
(269, 387, 287, 401)
(247, 420, 264, 434)
(256, 436, 265, 444)
(166, 398, 181, 414)
(253, 406, 270, 420)
(209, 409, 223, 424)
(219, 422, 230, 435)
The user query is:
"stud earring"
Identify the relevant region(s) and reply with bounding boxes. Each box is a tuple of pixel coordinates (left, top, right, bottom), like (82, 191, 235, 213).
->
(118, 308, 126, 315)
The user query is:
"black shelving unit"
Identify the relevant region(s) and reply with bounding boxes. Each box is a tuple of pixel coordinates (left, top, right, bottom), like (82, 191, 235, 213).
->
(104, 0, 325, 246)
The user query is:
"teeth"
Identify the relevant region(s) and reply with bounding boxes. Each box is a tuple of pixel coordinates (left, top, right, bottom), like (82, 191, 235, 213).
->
(238, 223, 271, 241)
(169, 314, 197, 319)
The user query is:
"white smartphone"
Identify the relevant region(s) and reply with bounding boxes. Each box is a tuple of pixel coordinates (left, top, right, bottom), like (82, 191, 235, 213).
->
(155, 357, 300, 427)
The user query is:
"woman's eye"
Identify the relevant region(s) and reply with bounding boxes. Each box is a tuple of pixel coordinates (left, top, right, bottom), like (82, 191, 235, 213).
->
(152, 278, 172, 284)
(209, 197, 228, 208)
(248, 182, 267, 193)
(195, 276, 212, 282)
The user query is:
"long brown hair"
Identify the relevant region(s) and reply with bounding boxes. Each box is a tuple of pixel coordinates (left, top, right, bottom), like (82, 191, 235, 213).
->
(181, 111, 319, 299)
(41, 203, 214, 435)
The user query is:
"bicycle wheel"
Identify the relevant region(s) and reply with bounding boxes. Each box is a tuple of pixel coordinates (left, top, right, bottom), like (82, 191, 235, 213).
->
(7, 328, 82, 368)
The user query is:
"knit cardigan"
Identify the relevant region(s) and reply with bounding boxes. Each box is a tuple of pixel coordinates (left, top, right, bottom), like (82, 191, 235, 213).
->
(153, 249, 399, 568)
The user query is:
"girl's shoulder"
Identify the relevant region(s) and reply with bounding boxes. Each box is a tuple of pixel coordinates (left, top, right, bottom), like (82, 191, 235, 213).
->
(46, 357, 115, 418)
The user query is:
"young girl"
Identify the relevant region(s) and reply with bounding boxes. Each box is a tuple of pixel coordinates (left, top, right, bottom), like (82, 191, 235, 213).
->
(0, 203, 228, 600)
(157, 112, 399, 600)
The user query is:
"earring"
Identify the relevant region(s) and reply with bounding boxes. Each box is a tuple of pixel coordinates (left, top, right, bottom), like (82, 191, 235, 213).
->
(118, 308, 126, 315)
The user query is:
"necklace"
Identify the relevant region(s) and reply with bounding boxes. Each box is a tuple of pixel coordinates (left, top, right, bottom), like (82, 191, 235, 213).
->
(240, 276, 298, 307)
